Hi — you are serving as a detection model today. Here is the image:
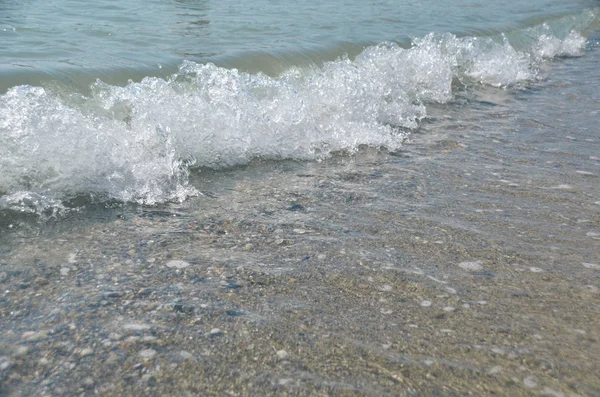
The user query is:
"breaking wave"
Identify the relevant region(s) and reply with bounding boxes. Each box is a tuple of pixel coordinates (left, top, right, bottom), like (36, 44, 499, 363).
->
(0, 10, 597, 215)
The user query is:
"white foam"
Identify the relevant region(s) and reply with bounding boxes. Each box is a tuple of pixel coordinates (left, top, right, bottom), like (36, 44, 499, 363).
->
(0, 25, 591, 213)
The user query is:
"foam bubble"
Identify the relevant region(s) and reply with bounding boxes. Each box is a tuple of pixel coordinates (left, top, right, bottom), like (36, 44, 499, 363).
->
(0, 22, 592, 213)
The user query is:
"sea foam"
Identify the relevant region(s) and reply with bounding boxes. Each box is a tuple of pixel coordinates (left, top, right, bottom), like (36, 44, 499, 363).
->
(0, 20, 593, 214)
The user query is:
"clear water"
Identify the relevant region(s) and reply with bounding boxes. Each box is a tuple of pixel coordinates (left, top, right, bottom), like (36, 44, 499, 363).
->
(0, 0, 599, 217)
(2, 0, 597, 84)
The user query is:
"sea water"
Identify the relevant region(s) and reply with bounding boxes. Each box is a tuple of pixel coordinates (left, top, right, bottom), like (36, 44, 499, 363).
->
(0, 0, 599, 218)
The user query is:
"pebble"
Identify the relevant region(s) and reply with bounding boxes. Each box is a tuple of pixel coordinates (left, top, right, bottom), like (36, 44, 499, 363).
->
(443, 306, 455, 312)
(21, 330, 48, 342)
(276, 350, 289, 359)
(179, 351, 194, 360)
(420, 300, 432, 307)
(83, 377, 94, 389)
(457, 261, 483, 271)
(575, 170, 595, 176)
(488, 366, 503, 375)
(15, 346, 29, 356)
(523, 375, 538, 388)
(541, 387, 565, 397)
(80, 348, 94, 357)
(60, 267, 71, 276)
(582, 262, 600, 269)
(529, 267, 543, 273)
(491, 347, 505, 355)
(166, 260, 190, 269)
(139, 349, 156, 359)
(124, 323, 151, 331)
(0, 357, 10, 370)
(210, 328, 222, 336)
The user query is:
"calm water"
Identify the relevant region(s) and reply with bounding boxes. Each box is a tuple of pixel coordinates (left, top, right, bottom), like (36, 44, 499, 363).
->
(0, 0, 599, 219)
(1, 0, 597, 86)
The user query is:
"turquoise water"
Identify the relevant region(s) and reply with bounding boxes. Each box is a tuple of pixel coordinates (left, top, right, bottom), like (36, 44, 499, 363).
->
(1, 0, 599, 88)
(0, 0, 599, 216)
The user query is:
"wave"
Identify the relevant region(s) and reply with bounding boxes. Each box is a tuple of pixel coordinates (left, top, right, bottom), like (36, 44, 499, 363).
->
(0, 9, 597, 215)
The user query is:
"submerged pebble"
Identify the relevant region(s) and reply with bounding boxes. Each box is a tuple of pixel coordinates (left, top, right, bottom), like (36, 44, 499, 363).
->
(139, 349, 156, 359)
(166, 260, 190, 269)
(457, 261, 483, 271)
(582, 262, 600, 269)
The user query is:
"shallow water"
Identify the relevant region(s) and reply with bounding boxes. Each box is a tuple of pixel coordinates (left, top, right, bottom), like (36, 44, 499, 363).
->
(1, 7, 599, 217)
(0, 2, 599, 395)
(0, 42, 599, 394)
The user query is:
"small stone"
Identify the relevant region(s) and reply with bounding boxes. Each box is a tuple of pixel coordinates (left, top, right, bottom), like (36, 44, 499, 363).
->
(529, 267, 543, 273)
(582, 262, 600, 269)
(139, 349, 156, 359)
(380, 284, 393, 291)
(276, 350, 289, 359)
(166, 260, 190, 269)
(124, 336, 140, 344)
(179, 351, 194, 360)
(14, 346, 29, 356)
(0, 357, 10, 370)
(80, 348, 94, 357)
(491, 347, 505, 355)
(443, 306, 455, 312)
(83, 377, 94, 389)
(34, 278, 49, 286)
(124, 323, 151, 331)
(209, 328, 222, 336)
(488, 365, 503, 375)
(60, 267, 71, 276)
(420, 300, 432, 307)
(523, 375, 538, 388)
(541, 387, 565, 397)
(458, 261, 483, 271)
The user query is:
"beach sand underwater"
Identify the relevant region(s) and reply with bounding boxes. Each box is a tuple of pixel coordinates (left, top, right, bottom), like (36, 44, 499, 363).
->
(1, 1, 600, 395)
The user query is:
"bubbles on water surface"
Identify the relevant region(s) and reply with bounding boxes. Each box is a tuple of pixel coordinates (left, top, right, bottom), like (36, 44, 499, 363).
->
(0, 19, 593, 215)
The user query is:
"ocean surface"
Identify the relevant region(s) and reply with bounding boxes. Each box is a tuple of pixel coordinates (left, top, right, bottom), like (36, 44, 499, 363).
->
(1, 0, 599, 220)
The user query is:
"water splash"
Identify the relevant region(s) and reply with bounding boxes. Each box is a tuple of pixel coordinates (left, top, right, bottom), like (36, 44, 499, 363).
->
(0, 15, 594, 215)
